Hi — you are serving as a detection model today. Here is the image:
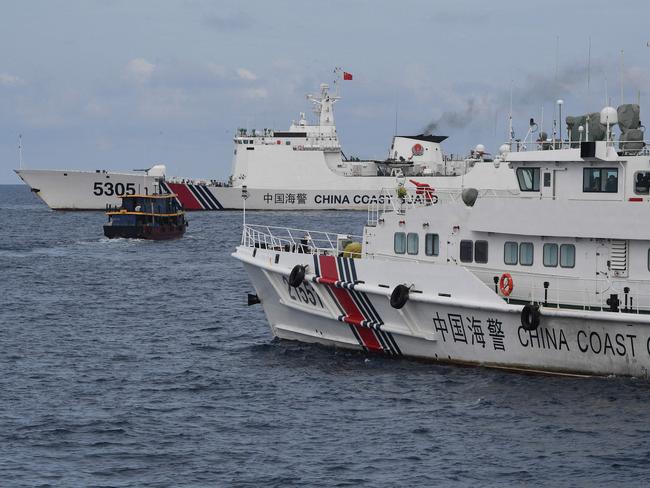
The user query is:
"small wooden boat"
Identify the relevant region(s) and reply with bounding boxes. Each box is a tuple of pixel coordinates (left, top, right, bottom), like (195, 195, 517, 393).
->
(103, 194, 187, 240)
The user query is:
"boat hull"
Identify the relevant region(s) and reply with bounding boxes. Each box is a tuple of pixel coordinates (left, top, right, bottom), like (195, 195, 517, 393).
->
(162, 162, 517, 211)
(234, 245, 650, 378)
(103, 224, 186, 240)
(16, 163, 517, 211)
(15, 169, 159, 210)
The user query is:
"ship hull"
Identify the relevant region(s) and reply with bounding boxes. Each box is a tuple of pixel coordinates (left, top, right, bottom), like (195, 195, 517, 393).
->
(15, 169, 159, 210)
(16, 163, 518, 211)
(234, 245, 650, 378)
(162, 163, 518, 211)
(103, 224, 186, 240)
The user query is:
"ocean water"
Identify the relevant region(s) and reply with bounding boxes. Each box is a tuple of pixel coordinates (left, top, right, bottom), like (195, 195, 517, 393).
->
(2, 184, 650, 488)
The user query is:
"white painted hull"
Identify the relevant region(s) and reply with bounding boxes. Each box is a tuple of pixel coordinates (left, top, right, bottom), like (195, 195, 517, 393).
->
(15, 169, 158, 210)
(15, 162, 517, 211)
(166, 163, 517, 210)
(235, 245, 650, 377)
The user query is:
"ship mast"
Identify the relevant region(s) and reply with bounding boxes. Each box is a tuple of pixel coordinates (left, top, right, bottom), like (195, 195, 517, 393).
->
(18, 134, 23, 169)
(307, 83, 339, 127)
(307, 68, 342, 128)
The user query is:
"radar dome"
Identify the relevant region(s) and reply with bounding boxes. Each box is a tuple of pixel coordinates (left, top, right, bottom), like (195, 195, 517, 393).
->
(475, 144, 486, 154)
(461, 188, 479, 207)
(147, 164, 166, 177)
(600, 106, 618, 125)
(498, 144, 510, 155)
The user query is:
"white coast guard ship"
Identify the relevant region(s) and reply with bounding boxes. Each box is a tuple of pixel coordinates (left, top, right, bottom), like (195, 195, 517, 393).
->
(235, 104, 650, 377)
(15, 78, 516, 210)
(164, 81, 516, 210)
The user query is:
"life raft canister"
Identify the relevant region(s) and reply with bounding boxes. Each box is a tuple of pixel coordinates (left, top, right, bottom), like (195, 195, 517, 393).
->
(288, 264, 306, 288)
(390, 284, 410, 309)
(520, 304, 541, 331)
(499, 273, 514, 296)
(342, 241, 362, 259)
(412, 143, 424, 156)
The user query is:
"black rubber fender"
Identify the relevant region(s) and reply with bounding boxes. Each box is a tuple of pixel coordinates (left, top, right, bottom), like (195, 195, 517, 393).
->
(390, 284, 410, 309)
(288, 265, 306, 288)
(520, 304, 541, 331)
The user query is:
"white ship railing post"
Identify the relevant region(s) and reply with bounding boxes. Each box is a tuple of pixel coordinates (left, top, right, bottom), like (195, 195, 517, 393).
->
(241, 185, 248, 244)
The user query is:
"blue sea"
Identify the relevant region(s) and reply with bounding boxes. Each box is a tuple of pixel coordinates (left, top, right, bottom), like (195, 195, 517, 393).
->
(2, 184, 650, 487)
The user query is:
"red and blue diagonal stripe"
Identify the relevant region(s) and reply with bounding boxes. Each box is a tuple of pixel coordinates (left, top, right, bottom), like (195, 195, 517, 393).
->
(313, 255, 401, 356)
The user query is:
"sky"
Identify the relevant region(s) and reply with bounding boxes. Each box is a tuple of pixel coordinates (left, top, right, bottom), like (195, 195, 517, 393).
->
(1, 0, 649, 183)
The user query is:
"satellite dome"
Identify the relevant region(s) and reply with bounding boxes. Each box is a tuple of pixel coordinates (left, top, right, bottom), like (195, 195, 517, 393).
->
(499, 144, 510, 155)
(461, 188, 479, 207)
(475, 144, 486, 154)
(147, 164, 166, 177)
(600, 106, 618, 125)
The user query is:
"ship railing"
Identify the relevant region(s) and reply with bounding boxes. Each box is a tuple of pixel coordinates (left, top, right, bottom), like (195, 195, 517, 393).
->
(508, 139, 650, 155)
(471, 268, 650, 314)
(367, 187, 444, 224)
(242, 224, 362, 256)
(166, 177, 230, 187)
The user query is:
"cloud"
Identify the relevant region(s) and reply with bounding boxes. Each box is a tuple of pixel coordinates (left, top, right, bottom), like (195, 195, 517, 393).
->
(242, 88, 268, 99)
(84, 98, 107, 116)
(202, 11, 252, 32)
(207, 62, 228, 79)
(136, 87, 191, 120)
(126, 58, 156, 84)
(0, 73, 24, 86)
(236, 68, 257, 81)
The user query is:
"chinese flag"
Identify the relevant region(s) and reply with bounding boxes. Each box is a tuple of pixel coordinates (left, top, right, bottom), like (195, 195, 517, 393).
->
(343, 71, 353, 80)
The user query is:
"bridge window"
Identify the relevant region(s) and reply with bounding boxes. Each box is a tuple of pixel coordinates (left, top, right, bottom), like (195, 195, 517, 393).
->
(635, 171, 650, 195)
(519, 242, 534, 266)
(504, 241, 518, 265)
(560, 244, 575, 268)
(407, 233, 419, 255)
(583, 168, 618, 193)
(425, 233, 439, 256)
(394, 233, 406, 254)
(543, 243, 558, 267)
(460, 240, 473, 263)
(474, 240, 488, 263)
(516, 168, 540, 192)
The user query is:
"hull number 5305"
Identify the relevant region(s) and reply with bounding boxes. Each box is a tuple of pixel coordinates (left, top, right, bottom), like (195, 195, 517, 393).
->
(93, 182, 136, 196)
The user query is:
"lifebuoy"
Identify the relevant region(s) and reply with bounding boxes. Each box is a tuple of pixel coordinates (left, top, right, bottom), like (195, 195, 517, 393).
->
(288, 265, 306, 288)
(390, 284, 410, 309)
(521, 304, 541, 331)
(499, 273, 514, 296)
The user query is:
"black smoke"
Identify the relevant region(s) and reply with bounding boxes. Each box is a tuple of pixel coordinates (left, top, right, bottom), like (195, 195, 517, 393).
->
(423, 98, 476, 135)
